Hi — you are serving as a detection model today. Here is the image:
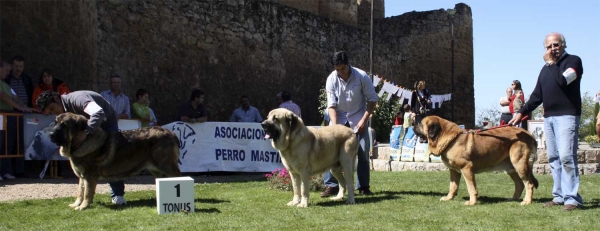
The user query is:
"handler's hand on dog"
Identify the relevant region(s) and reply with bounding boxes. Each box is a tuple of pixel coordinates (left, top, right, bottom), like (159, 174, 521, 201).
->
(509, 113, 523, 126)
(355, 120, 367, 134)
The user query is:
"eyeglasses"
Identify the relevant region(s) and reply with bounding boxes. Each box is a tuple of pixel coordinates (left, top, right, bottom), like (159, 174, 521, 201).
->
(545, 43, 560, 49)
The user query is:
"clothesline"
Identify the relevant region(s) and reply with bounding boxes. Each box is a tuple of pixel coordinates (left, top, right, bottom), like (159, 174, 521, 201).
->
(372, 75, 452, 108)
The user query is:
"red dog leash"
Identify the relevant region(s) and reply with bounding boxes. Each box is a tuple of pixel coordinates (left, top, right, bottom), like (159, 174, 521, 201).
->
(474, 115, 529, 133)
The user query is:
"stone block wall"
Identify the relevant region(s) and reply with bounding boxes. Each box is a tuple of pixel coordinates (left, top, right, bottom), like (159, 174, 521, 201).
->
(0, 0, 97, 91)
(372, 146, 600, 175)
(1, 0, 474, 127)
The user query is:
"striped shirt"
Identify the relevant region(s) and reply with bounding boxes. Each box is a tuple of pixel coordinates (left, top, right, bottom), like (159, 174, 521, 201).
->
(9, 77, 28, 105)
(279, 101, 302, 118)
(100, 90, 131, 118)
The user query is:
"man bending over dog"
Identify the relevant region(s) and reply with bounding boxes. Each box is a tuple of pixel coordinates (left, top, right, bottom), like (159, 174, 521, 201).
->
(36, 91, 128, 205)
(321, 51, 379, 196)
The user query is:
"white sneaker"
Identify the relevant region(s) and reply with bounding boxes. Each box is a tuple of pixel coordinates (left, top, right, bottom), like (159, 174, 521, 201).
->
(3, 174, 16, 180)
(111, 196, 127, 205)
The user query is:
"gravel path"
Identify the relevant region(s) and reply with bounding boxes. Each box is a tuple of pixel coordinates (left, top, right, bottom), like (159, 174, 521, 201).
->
(0, 174, 264, 202)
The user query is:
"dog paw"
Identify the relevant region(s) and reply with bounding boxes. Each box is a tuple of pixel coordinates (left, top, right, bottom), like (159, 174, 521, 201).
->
(346, 199, 355, 204)
(440, 196, 453, 201)
(464, 201, 476, 206)
(296, 203, 308, 208)
(286, 201, 299, 206)
(520, 200, 532, 205)
(68, 202, 81, 208)
(73, 205, 88, 210)
(330, 196, 343, 201)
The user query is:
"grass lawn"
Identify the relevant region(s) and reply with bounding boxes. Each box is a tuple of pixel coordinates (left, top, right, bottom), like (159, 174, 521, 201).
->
(1, 171, 600, 231)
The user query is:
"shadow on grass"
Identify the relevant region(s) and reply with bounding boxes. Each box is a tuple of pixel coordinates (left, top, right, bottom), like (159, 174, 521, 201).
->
(315, 190, 403, 206)
(106, 198, 157, 210)
(395, 190, 447, 197)
(104, 197, 230, 210)
(195, 198, 230, 204)
(459, 195, 567, 205)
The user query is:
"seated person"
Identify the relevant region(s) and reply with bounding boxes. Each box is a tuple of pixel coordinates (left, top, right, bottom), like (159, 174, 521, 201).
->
(178, 89, 207, 123)
(31, 68, 70, 110)
(230, 95, 262, 123)
(131, 88, 157, 127)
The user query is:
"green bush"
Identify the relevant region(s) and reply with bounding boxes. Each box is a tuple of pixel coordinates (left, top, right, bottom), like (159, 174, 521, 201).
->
(590, 103, 599, 136)
(584, 135, 598, 146)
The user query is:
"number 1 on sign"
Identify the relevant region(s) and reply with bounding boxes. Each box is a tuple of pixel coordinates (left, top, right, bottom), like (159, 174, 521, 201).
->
(174, 184, 180, 197)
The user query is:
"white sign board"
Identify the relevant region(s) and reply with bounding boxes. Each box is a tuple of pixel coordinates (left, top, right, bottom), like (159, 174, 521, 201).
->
(118, 119, 142, 131)
(156, 177, 195, 215)
(162, 122, 284, 172)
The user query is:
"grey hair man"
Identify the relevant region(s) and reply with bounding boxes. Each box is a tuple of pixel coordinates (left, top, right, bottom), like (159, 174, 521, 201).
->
(510, 32, 583, 211)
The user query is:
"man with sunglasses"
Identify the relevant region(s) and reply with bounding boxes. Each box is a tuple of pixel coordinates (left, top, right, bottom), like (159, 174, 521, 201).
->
(510, 32, 584, 211)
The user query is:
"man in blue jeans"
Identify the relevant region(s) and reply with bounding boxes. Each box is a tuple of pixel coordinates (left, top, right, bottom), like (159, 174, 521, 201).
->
(321, 51, 378, 197)
(36, 91, 127, 205)
(510, 32, 583, 211)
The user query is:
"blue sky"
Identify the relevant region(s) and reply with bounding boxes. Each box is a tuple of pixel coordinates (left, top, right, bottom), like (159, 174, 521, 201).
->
(384, 0, 600, 111)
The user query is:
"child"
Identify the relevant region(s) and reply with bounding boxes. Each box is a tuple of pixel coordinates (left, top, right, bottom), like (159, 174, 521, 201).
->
(513, 90, 524, 127)
(401, 104, 415, 141)
(394, 110, 404, 126)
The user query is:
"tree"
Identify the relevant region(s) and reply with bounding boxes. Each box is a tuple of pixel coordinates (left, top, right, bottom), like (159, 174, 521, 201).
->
(579, 92, 596, 139)
(592, 102, 599, 136)
(475, 103, 500, 128)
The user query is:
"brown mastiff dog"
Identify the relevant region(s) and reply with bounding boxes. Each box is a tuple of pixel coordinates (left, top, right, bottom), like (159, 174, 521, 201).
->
(49, 113, 181, 210)
(261, 108, 358, 207)
(413, 116, 538, 205)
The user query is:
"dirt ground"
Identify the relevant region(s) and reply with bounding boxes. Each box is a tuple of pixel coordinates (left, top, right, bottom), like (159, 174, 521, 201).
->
(0, 173, 265, 202)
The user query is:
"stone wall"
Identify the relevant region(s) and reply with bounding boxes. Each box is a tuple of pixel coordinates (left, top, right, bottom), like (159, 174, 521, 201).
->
(0, 0, 97, 91)
(372, 4, 474, 125)
(1, 0, 474, 127)
(372, 146, 600, 175)
(357, 0, 385, 29)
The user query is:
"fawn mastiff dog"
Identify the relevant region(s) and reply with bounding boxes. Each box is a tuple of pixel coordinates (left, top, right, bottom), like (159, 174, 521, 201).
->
(413, 116, 538, 205)
(261, 108, 358, 207)
(49, 113, 181, 210)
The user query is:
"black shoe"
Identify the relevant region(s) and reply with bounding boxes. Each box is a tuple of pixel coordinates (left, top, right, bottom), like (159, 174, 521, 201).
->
(543, 201, 561, 207)
(563, 204, 580, 211)
(14, 172, 31, 178)
(320, 186, 339, 197)
(358, 187, 373, 195)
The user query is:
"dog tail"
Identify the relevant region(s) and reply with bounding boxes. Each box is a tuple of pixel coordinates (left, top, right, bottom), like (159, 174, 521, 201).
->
(529, 143, 539, 189)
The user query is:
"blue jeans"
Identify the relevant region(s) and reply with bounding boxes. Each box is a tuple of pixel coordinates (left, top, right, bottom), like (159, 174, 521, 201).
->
(545, 115, 582, 206)
(1, 115, 25, 176)
(323, 124, 370, 189)
(104, 122, 125, 198)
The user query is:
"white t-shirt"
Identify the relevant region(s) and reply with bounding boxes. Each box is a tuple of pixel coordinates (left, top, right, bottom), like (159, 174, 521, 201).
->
(500, 96, 511, 114)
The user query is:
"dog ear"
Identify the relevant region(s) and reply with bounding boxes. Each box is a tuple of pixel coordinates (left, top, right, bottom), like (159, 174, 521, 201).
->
(288, 113, 298, 132)
(76, 116, 88, 131)
(427, 121, 441, 139)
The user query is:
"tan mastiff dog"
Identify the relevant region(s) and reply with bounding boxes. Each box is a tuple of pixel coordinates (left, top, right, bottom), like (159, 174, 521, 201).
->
(413, 116, 538, 205)
(49, 113, 181, 210)
(261, 108, 358, 207)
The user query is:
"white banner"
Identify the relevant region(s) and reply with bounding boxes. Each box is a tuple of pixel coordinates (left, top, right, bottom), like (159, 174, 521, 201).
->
(162, 122, 284, 173)
(118, 119, 142, 131)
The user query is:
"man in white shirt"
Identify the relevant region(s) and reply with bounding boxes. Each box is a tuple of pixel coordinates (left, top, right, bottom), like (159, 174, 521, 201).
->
(320, 51, 378, 196)
(278, 91, 301, 118)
